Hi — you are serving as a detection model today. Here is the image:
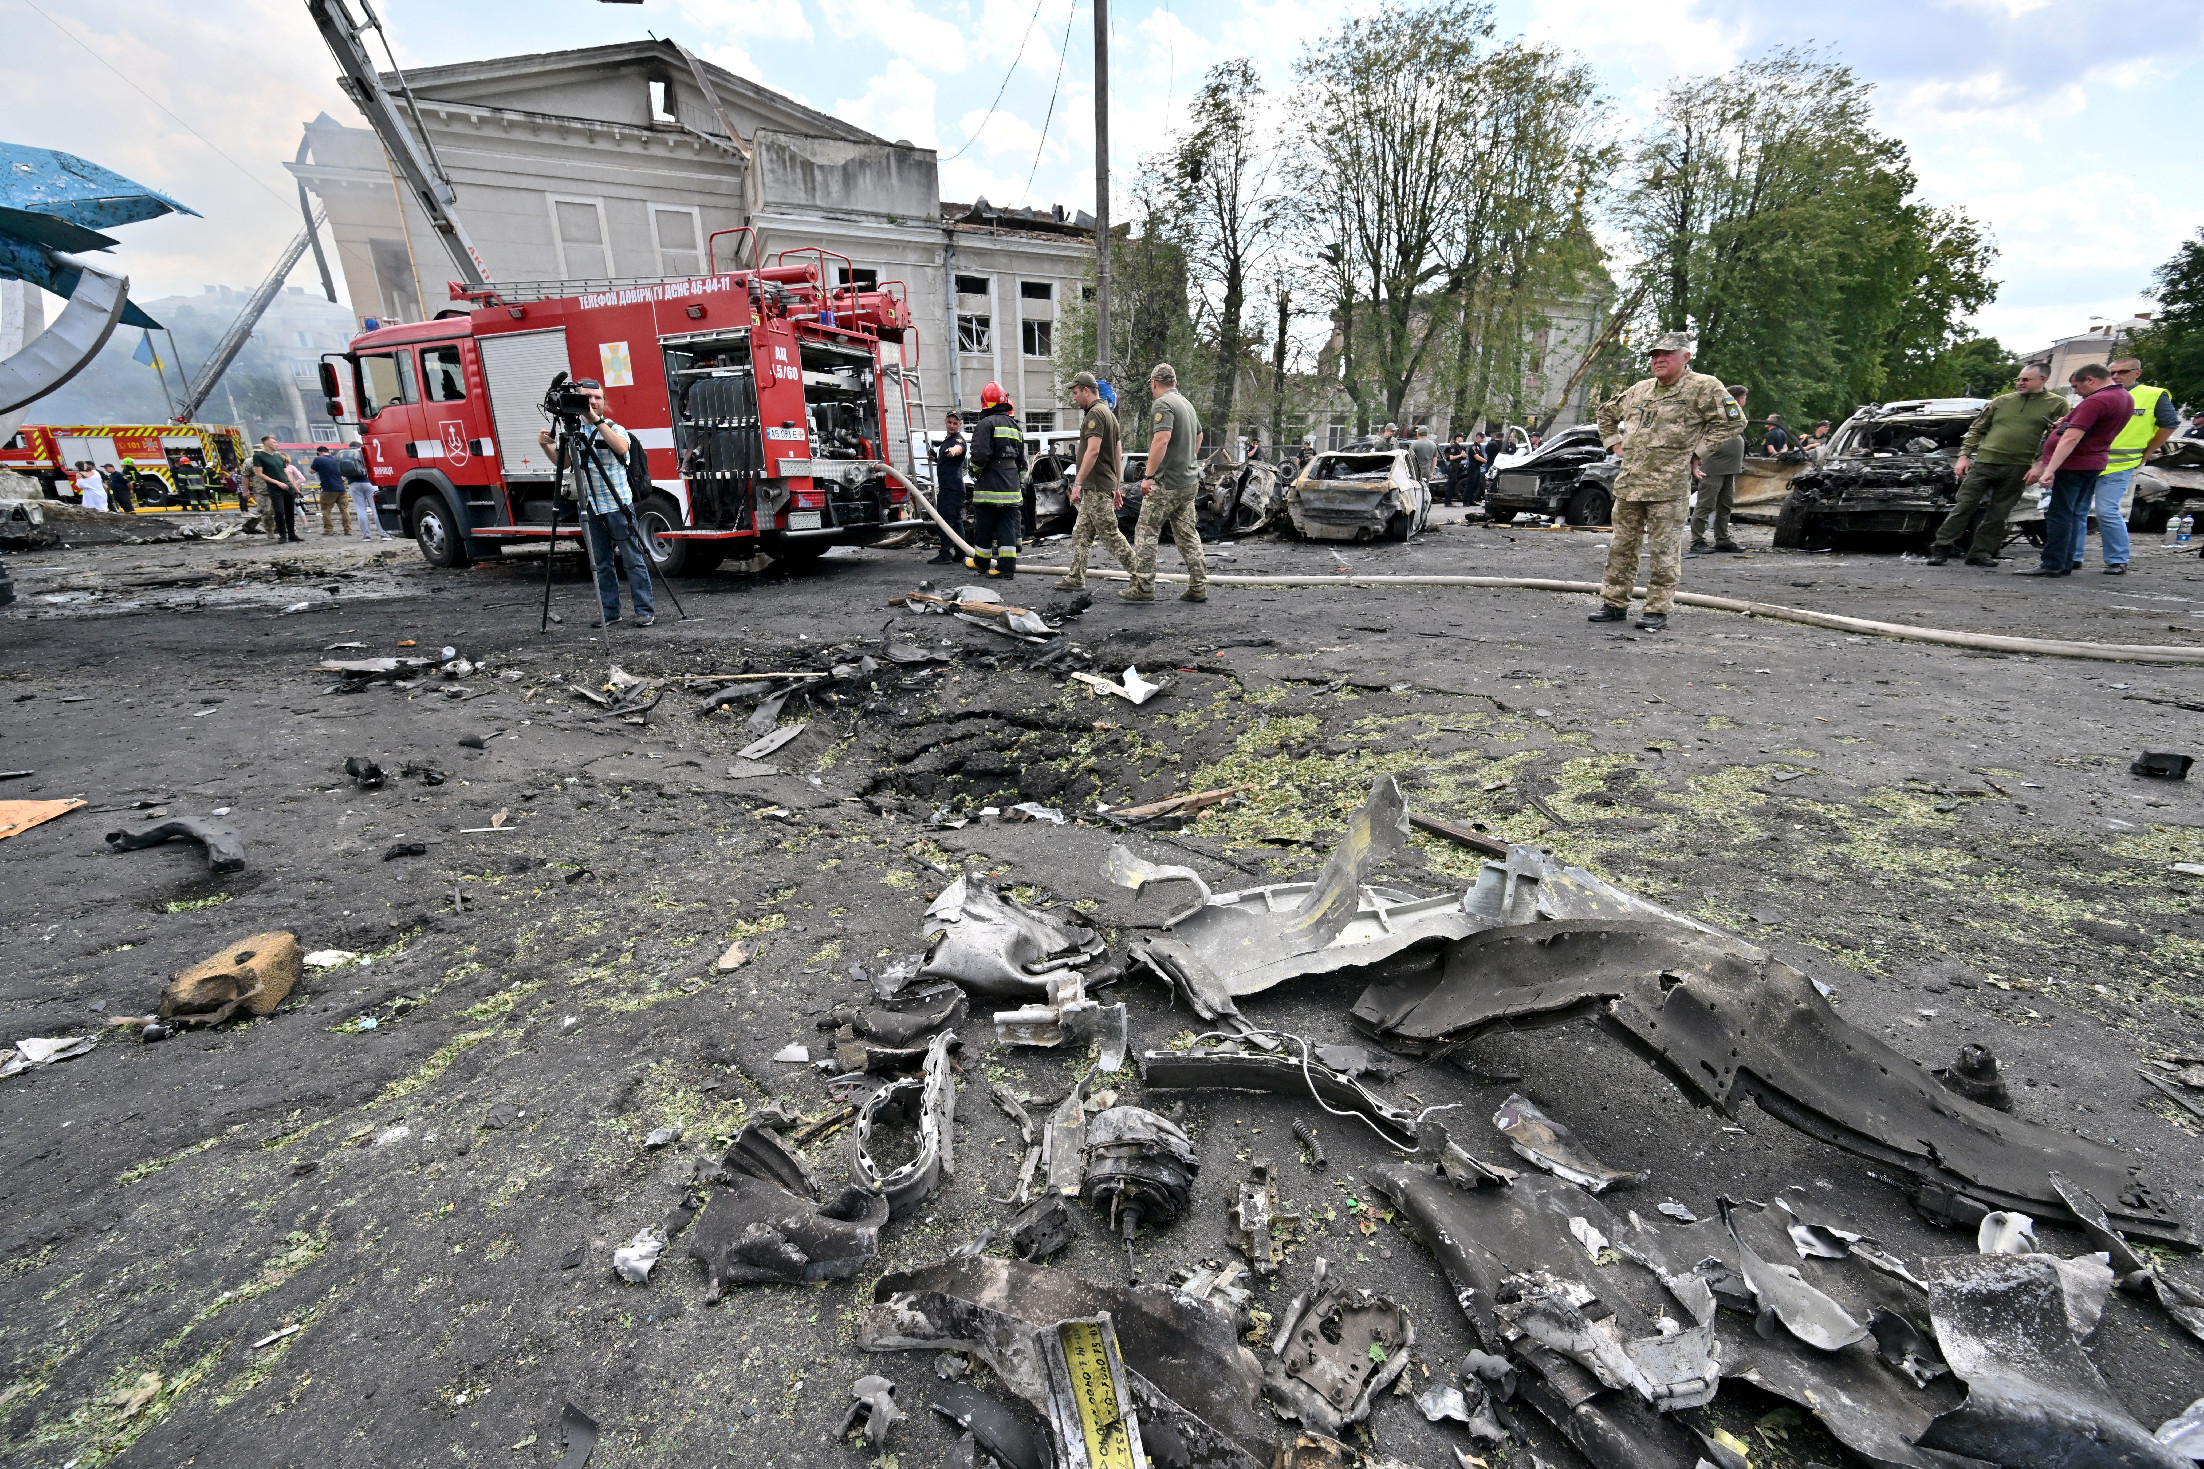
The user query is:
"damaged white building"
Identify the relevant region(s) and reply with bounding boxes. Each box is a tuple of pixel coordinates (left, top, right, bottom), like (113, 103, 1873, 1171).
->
(287, 40, 1093, 436)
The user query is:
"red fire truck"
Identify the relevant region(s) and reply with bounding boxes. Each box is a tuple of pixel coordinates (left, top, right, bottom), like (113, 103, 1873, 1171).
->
(320, 243, 923, 573)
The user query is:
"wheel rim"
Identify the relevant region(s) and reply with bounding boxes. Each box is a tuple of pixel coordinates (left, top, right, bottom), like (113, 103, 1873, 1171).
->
(416, 508, 448, 560)
(640, 507, 675, 566)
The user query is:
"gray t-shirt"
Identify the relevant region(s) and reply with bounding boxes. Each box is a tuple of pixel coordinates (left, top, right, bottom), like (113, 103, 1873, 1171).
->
(1149, 389, 1202, 492)
(1410, 436, 1439, 477)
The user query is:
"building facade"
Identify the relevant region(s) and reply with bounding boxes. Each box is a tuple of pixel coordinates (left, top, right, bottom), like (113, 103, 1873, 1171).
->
(287, 41, 1094, 468)
(2021, 316, 2154, 387)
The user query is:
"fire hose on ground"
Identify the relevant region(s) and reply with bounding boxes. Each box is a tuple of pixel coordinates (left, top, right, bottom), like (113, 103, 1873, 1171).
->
(882, 467, 2204, 667)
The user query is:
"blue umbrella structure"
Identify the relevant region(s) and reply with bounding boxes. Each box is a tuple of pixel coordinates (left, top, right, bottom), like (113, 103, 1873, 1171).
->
(0, 142, 195, 414)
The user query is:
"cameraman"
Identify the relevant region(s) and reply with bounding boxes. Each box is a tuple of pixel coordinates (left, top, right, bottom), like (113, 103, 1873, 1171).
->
(536, 378, 655, 629)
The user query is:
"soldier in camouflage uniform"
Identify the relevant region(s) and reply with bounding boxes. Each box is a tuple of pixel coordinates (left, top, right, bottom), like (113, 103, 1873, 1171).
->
(1057, 371, 1134, 589)
(1122, 362, 1209, 603)
(1591, 332, 1744, 631)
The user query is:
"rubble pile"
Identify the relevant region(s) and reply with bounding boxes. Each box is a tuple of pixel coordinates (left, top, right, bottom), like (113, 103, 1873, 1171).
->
(555, 772, 2202, 1468)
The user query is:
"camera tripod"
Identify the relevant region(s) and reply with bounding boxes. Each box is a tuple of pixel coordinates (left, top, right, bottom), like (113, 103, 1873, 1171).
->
(538, 418, 687, 633)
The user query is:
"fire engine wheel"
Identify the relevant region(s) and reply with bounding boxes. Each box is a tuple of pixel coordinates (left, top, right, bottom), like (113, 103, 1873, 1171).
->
(635, 494, 701, 577)
(409, 498, 465, 568)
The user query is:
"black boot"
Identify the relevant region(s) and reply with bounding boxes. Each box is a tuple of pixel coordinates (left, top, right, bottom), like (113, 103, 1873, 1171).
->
(1588, 604, 1628, 623)
(1925, 548, 1950, 565)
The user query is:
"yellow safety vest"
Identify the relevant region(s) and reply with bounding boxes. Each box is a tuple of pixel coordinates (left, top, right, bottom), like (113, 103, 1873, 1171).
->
(2106, 383, 2167, 471)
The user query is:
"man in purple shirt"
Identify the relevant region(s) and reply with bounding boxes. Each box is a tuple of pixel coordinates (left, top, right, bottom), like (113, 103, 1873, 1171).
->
(2014, 363, 2132, 577)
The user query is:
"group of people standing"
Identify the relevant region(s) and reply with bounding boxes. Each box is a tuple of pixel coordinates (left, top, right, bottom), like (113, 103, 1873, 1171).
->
(1929, 356, 2178, 576)
(244, 435, 387, 544)
(927, 362, 1211, 602)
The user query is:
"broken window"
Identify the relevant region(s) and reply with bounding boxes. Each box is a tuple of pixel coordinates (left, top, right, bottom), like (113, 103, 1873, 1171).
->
(954, 273, 989, 297)
(1021, 319, 1053, 358)
(957, 314, 991, 354)
(837, 265, 878, 290)
(1020, 280, 1053, 300)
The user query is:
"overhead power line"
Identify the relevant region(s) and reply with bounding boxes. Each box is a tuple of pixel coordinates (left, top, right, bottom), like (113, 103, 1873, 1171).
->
(1024, 0, 1077, 201)
(940, 0, 1052, 163)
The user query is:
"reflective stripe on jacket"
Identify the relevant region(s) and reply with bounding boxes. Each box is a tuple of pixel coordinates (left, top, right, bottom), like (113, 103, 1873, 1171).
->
(968, 409, 1026, 504)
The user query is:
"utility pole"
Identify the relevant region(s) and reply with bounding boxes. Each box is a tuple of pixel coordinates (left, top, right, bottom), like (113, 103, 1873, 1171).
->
(1092, 0, 1111, 380)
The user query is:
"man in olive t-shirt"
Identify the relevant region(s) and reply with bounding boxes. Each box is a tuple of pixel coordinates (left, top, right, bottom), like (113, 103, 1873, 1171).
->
(1058, 372, 1134, 589)
(1123, 362, 1209, 602)
(251, 436, 300, 541)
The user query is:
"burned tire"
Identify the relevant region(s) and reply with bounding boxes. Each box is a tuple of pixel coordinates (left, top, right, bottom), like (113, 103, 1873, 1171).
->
(2130, 499, 2171, 535)
(1386, 509, 1414, 542)
(1562, 482, 1612, 526)
(409, 497, 465, 568)
(1771, 496, 1831, 551)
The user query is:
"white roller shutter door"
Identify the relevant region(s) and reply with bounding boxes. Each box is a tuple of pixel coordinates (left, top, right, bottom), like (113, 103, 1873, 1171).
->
(476, 328, 570, 481)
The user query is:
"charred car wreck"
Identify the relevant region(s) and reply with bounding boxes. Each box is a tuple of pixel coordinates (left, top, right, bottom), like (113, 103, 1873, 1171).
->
(1025, 448, 1283, 540)
(1285, 450, 1433, 541)
(1482, 424, 1619, 526)
(1777, 397, 2201, 552)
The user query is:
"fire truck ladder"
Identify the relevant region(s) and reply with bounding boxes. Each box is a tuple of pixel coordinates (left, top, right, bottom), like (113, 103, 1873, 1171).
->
(172, 205, 328, 424)
(306, 0, 490, 290)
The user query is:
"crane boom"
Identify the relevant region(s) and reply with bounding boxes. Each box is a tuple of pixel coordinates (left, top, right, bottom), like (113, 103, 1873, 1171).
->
(305, 0, 489, 290)
(172, 208, 326, 424)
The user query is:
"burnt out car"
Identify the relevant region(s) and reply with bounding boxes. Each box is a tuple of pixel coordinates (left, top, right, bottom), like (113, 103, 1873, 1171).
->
(1482, 425, 1617, 525)
(1771, 399, 1982, 550)
(1027, 449, 1281, 541)
(1284, 450, 1432, 541)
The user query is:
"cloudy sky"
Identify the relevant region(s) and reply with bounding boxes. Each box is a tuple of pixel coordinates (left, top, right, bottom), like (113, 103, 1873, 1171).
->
(6, 0, 2200, 353)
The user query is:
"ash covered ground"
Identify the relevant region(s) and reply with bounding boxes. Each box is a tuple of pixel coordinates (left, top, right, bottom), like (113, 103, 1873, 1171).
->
(2, 514, 2201, 1468)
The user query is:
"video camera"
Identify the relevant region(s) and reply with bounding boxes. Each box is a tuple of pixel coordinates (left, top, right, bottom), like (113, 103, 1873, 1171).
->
(541, 370, 594, 423)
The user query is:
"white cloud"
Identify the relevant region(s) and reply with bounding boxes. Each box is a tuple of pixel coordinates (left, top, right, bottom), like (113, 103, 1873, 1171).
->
(818, 0, 975, 72)
(1526, 0, 1744, 94)
(693, 39, 767, 84)
(672, 0, 813, 46)
(837, 60, 942, 149)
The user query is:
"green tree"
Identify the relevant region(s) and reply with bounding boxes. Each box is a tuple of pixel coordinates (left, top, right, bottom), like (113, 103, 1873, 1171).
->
(1289, 0, 1497, 430)
(2131, 231, 2204, 411)
(1887, 331, 2016, 401)
(1055, 177, 1200, 442)
(1172, 59, 1275, 443)
(1619, 49, 1996, 427)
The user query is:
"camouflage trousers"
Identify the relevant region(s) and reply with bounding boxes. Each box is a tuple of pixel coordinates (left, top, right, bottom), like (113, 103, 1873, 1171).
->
(1127, 483, 1207, 595)
(1063, 485, 1133, 582)
(1600, 495, 1690, 614)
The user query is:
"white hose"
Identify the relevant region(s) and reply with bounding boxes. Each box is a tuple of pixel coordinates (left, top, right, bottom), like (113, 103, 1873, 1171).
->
(1013, 562, 2204, 666)
(879, 464, 978, 561)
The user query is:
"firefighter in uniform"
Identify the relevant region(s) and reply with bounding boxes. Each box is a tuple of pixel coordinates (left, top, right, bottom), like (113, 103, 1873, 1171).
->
(1058, 371, 1134, 589)
(964, 381, 1026, 579)
(1591, 331, 1742, 632)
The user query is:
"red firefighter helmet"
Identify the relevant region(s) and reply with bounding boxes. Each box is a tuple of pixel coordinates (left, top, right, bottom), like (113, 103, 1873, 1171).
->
(979, 381, 1008, 410)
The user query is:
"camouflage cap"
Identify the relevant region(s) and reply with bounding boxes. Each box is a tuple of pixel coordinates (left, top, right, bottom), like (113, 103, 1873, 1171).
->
(1646, 331, 1694, 354)
(1070, 371, 1099, 391)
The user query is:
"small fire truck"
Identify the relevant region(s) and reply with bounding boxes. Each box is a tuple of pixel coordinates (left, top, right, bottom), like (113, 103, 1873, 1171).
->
(320, 242, 922, 573)
(0, 423, 245, 505)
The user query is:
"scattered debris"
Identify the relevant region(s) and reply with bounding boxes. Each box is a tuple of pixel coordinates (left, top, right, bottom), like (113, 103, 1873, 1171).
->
(860, 1255, 1281, 1465)
(840, 1375, 905, 1453)
(2131, 751, 2193, 780)
(302, 949, 361, 969)
(1114, 777, 1483, 1022)
(1229, 1162, 1298, 1276)
(991, 970, 1128, 1072)
(918, 874, 1105, 999)
(344, 755, 386, 788)
(930, 1382, 1048, 1469)
(160, 931, 300, 1028)
(1492, 1093, 1646, 1193)
(0, 797, 85, 842)
(1934, 1043, 2015, 1112)
(104, 814, 245, 872)
(1007, 1194, 1076, 1263)
(1292, 1120, 1327, 1168)
(1071, 665, 1164, 705)
(850, 1031, 959, 1217)
(1103, 783, 1253, 825)
(1267, 1258, 1414, 1437)
(612, 1227, 666, 1284)
(1, 1034, 97, 1077)
(714, 940, 752, 971)
(1919, 1253, 2183, 1467)
(1082, 1105, 1199, 1249)
(382, 841, 428, 861)
(559, 1402, 598, 1469)
(1351, 919, 2193, 1245)
(735, 722, 809, 761)
(686, 1122, 888, 1298)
